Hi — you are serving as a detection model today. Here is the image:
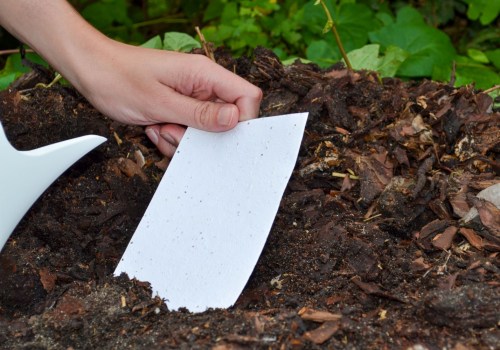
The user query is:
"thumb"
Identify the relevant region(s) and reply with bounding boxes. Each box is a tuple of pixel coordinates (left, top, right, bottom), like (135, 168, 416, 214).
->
(163, 93, 240, 132)
(189, 100, 239, 131)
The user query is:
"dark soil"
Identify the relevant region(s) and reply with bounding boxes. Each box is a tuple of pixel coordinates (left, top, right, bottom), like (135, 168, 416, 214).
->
(0, 48, 499, 349)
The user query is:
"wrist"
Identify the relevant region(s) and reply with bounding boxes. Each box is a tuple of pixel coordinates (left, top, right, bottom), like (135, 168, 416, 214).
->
(0, 1, 114, 94)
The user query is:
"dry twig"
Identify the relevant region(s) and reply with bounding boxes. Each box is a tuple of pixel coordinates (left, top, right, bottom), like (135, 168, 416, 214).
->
(195, 26, 215, 62)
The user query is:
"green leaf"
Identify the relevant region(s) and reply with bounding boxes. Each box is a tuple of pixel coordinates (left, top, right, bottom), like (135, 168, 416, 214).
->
(485, 49, 500, 70)
(344, 44, 407, 77)
(333, 4, 380, 51)
(302, 3, 379, 52)
(467, 48, 489, 64)
(375, 12, 394, 26)
(146, 0, 170, 19)
(306, 40, 340, 68)
(220, 1, 239, 23)
(141, 35, 163, 49)
(346, 44, 380, 71)
(454, 56, 500, 90)
(0, 72, 18, 90)
(369, 6, 456, 77)
(433, 56, 500, 90)
(395, 6, 425, 25)
(463, 0, 500, 25)
(377, 45, 409, 77)
(0, 53, 48, 90)
(163, 32, 201, 52)
(2, 53, 47, 73)
(203, 24, 234, 44)
(272, 47, 287, 60)
(81, 0, 131, 30)
(203, 0, 225, 22)
(281, 57, 313, 66)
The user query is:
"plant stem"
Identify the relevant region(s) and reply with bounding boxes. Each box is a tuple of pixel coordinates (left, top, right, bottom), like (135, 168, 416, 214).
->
(195, 26, 215, 62)
(0, 49, 34, 56)
(483, 85, 499, 94)
(318, 0, 352, 70)
(110, 17, 188, 32)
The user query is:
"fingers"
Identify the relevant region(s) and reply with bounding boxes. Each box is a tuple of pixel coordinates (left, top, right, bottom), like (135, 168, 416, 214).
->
(146, 124, 186, 158)
(159, 54, 262, 122)
(152, 91, 240, 132)
(235, 92, 263, 121)
(145, 126, 175, 157)
(194, 57, 263, 120)
(158, 124, 185, 145)
(101, 49, 263, 157)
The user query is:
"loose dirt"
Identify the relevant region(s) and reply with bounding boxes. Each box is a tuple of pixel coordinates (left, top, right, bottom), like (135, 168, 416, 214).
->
(0, 48, 499, 349)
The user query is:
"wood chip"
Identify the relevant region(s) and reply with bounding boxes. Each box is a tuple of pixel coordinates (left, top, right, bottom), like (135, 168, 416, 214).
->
(432, 226, 458, 250)
(418, 219, 450, 239)
(324, 69, 348, 79)
(113, 131, 123, 146)
(117, 157, 148, 181)
(459, 228, 483, 250)
(411, 257, 431, 272)
(438, 272, 459, 290)
(38, 267, 56, 292)
(298, 307, 342, 322)
(51, 295, 85, 319)
(303, 321, 339, 344)
(325, 295, 344, 306)
(351, 276, 406, 303)
(223, 334, 259, 344)
(155, 157, 170, 171)
(134, 150, 146, 168)
(473, 197, 500, 236)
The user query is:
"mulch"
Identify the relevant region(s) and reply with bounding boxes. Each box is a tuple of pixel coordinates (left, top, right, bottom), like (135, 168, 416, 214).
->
(0, 47, 498, 349)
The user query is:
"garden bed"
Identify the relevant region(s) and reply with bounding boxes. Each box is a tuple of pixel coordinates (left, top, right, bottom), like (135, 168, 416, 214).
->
(0, 48, 499, 349)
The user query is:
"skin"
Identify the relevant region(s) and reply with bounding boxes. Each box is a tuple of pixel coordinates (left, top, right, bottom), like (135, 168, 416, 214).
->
(0, 0, 262, 157)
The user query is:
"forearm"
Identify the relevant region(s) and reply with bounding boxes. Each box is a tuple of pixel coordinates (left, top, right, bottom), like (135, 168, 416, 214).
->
(0, 0, 112, 88)
(0, 0, 262, 157)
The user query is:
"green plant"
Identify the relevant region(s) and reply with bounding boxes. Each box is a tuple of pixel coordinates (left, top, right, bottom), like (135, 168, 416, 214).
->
(69, 0, 195, 43)
(314, 0, 352, 70)
(463, 0, 500, 25)
(369, 6, 457, 77)
(0, 52, 47, 90)
(141, 32, 201, 51)
(0, 0, 498, 94)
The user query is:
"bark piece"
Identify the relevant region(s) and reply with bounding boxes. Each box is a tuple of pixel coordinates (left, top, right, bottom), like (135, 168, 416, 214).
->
(303, 321, 339, 345)
(473, 197, 500, 237)
(355, 148, 394, 206)
(462, 183, 500, 223)
(298, 307, 342, 323)
(459, 228, 483, 250)
(39, 267, 57, 293)
(432, 226, 458, 250)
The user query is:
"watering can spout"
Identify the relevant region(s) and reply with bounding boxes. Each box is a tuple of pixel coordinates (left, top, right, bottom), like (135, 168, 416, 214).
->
(0, 123, 106, 251)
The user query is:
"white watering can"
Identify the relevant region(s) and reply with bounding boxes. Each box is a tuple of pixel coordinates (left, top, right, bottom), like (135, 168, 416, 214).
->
(0, 122, 106, 252)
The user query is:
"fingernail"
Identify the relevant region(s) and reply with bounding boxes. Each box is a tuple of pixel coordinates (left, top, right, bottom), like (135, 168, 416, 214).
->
(145, 128, 159, 145)
(160, 132, 176, 146)
(217, 105, 235, 127)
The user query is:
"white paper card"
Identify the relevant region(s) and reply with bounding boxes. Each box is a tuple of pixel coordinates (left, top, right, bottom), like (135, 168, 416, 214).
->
(115, 113, 308, 312)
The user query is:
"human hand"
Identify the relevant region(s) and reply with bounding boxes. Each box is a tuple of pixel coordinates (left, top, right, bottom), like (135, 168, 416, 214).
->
(74, 41, 262, 157)
(0, 0, 261, 157)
